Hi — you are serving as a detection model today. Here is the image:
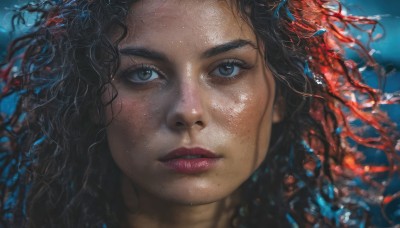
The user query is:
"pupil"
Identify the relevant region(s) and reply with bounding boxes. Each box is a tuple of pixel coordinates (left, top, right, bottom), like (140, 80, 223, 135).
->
(219, 64, 234, 76)
(139, 69, 152, 80)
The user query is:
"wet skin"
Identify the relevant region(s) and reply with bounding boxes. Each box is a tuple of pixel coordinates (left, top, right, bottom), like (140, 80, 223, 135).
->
(104, 0, 281, 227)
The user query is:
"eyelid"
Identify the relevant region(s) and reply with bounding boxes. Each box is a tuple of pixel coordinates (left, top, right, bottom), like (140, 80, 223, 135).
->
(214, 59, 251, 69)
(118, 64, 167, 84)
(209, 59, 252, 78)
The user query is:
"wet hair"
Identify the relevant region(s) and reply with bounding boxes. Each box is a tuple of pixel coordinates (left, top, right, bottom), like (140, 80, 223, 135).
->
(1, 0, 398, 227)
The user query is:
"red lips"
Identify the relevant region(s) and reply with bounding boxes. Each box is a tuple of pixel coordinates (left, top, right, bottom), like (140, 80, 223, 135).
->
(159, 147, 221, 174)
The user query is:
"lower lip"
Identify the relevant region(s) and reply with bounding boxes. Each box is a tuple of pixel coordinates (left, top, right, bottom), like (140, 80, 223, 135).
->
(161, 158, 219, 174)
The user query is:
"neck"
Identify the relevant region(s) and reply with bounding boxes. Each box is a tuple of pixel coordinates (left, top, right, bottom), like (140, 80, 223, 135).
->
(121, 177, 239, 228)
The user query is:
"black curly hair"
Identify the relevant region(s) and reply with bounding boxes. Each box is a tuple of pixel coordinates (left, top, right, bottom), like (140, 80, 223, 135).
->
(1, 0, 398, 227)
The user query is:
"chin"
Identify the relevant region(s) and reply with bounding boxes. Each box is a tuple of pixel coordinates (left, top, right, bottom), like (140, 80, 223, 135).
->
(156, 185, 236, 206)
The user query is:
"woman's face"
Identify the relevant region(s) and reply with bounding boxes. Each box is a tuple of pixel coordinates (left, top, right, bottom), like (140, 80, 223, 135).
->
(105, 0, 281, 206)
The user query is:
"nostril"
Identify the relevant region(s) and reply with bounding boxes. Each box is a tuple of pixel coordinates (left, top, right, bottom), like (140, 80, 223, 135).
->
(174, 120, 204, 128)
(194, 120, 204, 127)
(175, 121, 185, 127)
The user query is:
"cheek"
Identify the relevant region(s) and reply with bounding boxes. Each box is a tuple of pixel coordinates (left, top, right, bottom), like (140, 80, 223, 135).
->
(211, 76, 274, 167)
(215, 93, 257, 137)
(104, 94, 155, 163)
(212, 86, 272, 142)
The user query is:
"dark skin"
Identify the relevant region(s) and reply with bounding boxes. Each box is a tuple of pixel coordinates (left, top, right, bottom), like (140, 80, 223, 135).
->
(104, 0, 282, 227)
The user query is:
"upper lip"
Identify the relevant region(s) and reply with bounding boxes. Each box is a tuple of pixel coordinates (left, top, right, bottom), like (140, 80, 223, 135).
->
(159, 147, 221, 161)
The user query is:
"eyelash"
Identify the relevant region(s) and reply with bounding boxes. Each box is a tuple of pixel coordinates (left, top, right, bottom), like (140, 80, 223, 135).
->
(118, 59, 252, 85)
(210, 59, 251, 81)
(119, 64, 165, 85)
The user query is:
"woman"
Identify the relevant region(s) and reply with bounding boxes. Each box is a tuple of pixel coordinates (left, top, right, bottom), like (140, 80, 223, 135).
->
(1, 0, 398, 227)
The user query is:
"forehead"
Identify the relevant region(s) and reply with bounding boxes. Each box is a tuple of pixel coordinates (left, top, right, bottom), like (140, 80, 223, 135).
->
(121, 0, 257, 49)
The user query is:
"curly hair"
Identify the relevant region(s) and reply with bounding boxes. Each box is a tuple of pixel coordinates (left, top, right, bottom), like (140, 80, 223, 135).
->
(1, 0, 398, 227)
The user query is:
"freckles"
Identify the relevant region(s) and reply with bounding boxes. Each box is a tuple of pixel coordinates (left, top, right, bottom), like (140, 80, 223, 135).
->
(108, 96, 153, 142)
(232, 93, 248, 114)
(116, 92, 158, 121)
(225, 93, 264, 135)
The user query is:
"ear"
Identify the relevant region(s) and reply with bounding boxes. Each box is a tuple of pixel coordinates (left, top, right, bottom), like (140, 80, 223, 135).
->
(272, 95, 285, 123)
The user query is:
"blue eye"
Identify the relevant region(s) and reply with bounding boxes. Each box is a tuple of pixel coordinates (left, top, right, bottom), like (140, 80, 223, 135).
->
(125, 67, 160, 84)
(211, 61, 242, 78)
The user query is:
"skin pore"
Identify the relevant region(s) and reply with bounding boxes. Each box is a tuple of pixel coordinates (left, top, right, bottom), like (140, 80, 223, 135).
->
(104, 0, 282, 227)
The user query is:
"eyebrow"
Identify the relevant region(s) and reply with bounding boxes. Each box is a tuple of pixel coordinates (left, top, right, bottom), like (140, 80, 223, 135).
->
(201, 39, 257, 58)
(119, 39, 257, 61)
(119, 47, 169, 62)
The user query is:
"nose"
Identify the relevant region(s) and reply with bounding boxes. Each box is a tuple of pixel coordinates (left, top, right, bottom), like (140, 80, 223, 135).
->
(166, 80, 207, 131)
